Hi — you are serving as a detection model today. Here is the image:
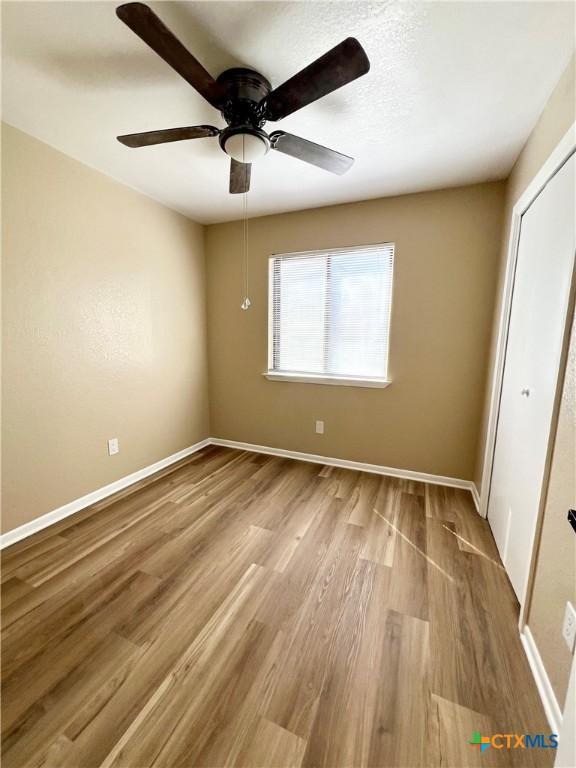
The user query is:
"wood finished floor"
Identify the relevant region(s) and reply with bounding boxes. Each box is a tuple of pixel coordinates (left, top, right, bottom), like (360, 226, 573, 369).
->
(1, 447, 551, 768)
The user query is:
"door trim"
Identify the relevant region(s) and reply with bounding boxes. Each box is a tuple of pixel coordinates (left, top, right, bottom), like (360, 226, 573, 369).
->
(478, 121, 576, 626)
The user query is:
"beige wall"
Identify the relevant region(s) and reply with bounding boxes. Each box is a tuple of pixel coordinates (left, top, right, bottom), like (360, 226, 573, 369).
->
(1, 124, 210, 534)
(474, 56, 576, 491)
(528, 311, 576, 708)
(206, 182, 505, 481)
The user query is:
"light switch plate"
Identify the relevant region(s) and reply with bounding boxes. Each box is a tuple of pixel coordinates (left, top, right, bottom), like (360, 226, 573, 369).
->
(562, 601, 576, 653)
(108, 438, 119, 456)
(315, 420, 324, 435)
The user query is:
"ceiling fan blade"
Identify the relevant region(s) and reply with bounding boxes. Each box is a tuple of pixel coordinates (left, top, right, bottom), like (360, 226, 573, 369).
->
(263, 38, 369, 121)
(269, 131, 353, 175)
(229, 159, 251, 194)
(117, 125, 219, 148)
(116, 3, 225, 108)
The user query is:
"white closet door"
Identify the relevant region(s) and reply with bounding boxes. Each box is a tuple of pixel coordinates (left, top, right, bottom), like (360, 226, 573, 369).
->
(488, 152, 575, 602)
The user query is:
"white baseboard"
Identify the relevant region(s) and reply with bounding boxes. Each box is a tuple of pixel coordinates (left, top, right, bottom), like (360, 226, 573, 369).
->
(470, 482, 481, 513)
(211, 438, 477, 496)
(1, 436, 479, 549)
(521, 625, 562, 734)
(0, 438, 211, 549)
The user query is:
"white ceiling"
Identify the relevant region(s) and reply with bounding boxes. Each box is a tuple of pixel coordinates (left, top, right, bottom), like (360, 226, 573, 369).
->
(2, 1, 574, 224)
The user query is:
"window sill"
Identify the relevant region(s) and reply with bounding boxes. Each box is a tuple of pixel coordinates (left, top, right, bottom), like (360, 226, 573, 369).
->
(263, 372, 391, 389)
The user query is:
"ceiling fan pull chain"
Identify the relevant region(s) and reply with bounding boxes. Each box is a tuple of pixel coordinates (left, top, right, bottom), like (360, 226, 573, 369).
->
(241, 135, 251, 311)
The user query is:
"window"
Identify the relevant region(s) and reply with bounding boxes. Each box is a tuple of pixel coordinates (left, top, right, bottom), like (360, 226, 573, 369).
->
(266, 244, 394, 387)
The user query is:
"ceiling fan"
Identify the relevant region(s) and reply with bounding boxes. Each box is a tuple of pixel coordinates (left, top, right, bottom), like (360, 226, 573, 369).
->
(115, 2, 370, 193)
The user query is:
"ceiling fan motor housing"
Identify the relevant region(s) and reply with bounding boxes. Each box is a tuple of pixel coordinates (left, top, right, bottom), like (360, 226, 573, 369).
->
(217, 68, 272, 129)
(217, 68, 273, 161)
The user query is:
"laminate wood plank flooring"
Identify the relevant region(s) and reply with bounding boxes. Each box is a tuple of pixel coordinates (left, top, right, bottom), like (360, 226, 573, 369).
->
(1, 447, 552, 767)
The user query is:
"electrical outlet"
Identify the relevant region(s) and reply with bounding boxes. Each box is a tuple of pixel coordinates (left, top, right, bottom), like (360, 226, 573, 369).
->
(562, 601, 576, 653)
(315, 420, 324, 435)
(108, 438, 119, 456)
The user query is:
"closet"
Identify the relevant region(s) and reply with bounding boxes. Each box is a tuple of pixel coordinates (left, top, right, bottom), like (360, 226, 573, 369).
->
(488, 152, 575, 603)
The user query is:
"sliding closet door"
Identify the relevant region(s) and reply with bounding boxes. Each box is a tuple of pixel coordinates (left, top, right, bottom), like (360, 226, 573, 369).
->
(488, 152, 575, 602)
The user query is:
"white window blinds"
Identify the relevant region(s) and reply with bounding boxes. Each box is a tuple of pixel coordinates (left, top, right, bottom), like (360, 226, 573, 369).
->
(268, 244, 394, 381)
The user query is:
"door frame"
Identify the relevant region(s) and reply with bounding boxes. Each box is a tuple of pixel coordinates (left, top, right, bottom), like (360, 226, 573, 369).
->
(478, 120, 576, 628)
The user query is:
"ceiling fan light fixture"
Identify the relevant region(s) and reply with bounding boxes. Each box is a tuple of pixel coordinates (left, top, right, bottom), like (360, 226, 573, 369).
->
(221, 129, 270, 163)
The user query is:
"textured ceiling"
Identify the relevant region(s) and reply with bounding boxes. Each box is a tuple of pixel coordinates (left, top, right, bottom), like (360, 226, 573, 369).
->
(2, 1, 574, 223)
